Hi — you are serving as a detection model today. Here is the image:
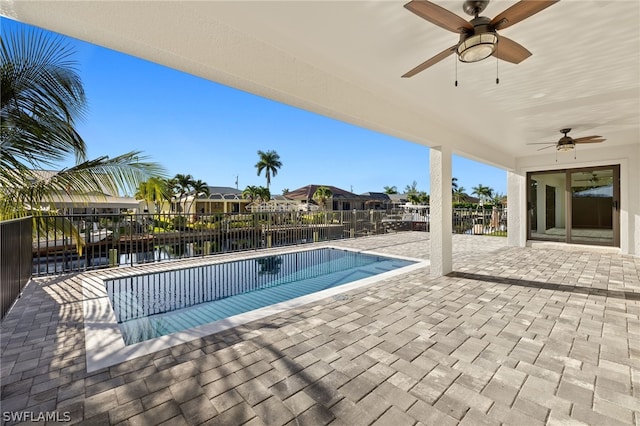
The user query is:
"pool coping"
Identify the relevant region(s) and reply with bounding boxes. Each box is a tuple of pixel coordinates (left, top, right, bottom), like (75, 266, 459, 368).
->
(83, 245, 429, 372)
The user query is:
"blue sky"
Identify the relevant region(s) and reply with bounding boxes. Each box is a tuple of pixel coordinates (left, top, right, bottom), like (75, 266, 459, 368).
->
(4, 17, 506, 197)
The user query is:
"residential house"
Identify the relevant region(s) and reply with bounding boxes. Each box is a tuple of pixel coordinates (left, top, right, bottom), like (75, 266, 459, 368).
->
(176, 186, 251, 216)
(285, 185, 368, 211)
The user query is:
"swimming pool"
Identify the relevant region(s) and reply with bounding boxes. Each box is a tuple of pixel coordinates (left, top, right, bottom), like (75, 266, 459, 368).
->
(106, 248, 415, 344)
(83, 245, 428, 371)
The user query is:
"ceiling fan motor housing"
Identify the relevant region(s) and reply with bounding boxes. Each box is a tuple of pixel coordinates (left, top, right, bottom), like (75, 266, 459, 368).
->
(457, 16, 497, 62)
(557, 137, 575, 151)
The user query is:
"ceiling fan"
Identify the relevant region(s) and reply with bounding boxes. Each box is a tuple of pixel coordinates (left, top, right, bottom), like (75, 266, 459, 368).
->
(574, 173, 599, 183)
(402, 0, 558, 78)
(528, 128, 606, 152)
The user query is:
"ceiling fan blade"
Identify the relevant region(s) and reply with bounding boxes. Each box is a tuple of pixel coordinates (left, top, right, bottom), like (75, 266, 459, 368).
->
(573, 135, 602, 140)
(491, 0, 559, 31)
(402, 45, 457, 78)
(493, 35, 531, 64)
(536, 145, 556, 151)
(404, 1, 472, 33)
(574, 138, 606, 144)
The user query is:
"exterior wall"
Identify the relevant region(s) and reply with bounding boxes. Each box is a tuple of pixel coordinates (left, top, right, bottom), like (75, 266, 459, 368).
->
(196, 201, 224, 214)
(189, 200, 250, 214)
(509, 143, 639, 255)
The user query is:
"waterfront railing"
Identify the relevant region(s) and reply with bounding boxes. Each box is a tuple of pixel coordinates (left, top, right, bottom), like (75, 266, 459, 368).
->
(28, 208, 505, 276)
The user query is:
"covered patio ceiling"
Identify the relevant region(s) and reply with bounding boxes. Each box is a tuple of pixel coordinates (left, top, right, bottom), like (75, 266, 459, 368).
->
(1, 0, 639, 170)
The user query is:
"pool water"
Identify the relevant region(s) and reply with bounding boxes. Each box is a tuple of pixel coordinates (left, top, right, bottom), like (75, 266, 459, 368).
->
(106, 248, 415, 344)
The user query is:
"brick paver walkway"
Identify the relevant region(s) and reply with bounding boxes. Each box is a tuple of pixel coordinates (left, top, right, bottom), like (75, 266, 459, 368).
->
(1, 233, 639, 425)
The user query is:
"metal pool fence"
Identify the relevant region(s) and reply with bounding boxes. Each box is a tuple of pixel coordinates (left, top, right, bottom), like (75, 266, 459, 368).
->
(1, 216, 33, 319)
(29, 207, 505, 276)
(108, 248, 381, 322)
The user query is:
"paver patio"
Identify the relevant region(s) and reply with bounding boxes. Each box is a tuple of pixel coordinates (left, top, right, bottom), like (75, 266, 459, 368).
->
(1, 232, 639, 425)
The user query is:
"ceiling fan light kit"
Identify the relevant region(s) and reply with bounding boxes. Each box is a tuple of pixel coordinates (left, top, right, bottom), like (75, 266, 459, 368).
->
(457, 27, 497, 62)
(556, 142, 575, 152)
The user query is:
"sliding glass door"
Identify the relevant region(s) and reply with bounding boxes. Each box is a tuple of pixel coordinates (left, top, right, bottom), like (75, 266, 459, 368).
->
(529, 171, 567, 242)
(528, 165, 619, 246)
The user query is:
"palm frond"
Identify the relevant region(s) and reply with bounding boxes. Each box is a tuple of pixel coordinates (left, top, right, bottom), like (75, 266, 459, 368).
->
(1, 28, 88, 166)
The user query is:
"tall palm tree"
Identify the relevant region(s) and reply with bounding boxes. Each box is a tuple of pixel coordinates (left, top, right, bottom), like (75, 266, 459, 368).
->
(1, 28, 163, 219)
(187, 179, 210, 215)
(313, 186, 333, 210)
(171, 173, 194, 213)
(383, 185, 398, 194)
(452, 177, 459, 193)
(255, 150, 282, 190)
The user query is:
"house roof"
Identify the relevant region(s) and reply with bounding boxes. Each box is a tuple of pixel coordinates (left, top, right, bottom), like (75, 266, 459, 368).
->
(360, 192, 391, 201)
(206, 186, 242, 195)
(39, 192, 140, 209)
(178, 186, 247, 201)
(388, 194, 408, 202)
(285, 185, 360, 201)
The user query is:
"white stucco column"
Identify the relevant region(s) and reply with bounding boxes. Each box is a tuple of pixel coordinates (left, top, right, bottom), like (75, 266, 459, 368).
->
(507, 170, 526, 247)
(430, 146, 452, 276)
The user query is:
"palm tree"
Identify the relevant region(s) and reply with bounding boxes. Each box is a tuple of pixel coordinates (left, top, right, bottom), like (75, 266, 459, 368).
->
(471, 184, 484, 202)
(404, 181, 418, 195)
(135, 177, 170, 213)
(187, 179, 210, 215)
(171, 173, 194, 213)
(418, 191, 430, 205)
(407, 191, 429, 205)
(471, 184, 494, 203)
(452, 177, 459, 193)
(383, 185, 398, 194)
(281, 188, 289, 196)
(491, 192, 506, 207)
(313, 186, 333, 210)
(407, 192, 421, 205)
(256, 186, 271, 203)
(242, 185, 260, 202)
(255, 150, 282, 190)
(1, 28, 163, 219)
(453, 186, 467, 203)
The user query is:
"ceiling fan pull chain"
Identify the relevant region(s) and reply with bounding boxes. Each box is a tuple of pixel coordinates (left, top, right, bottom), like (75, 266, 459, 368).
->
(496, 45, 499, 84)
(455, 56, 458, 87)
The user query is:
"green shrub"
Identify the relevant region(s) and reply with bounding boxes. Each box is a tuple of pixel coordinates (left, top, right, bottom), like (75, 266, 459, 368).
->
(172, 215, 187, 230)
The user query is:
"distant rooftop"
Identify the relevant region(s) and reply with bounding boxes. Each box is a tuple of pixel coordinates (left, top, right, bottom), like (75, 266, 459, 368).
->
(286, 184, 361, 201)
